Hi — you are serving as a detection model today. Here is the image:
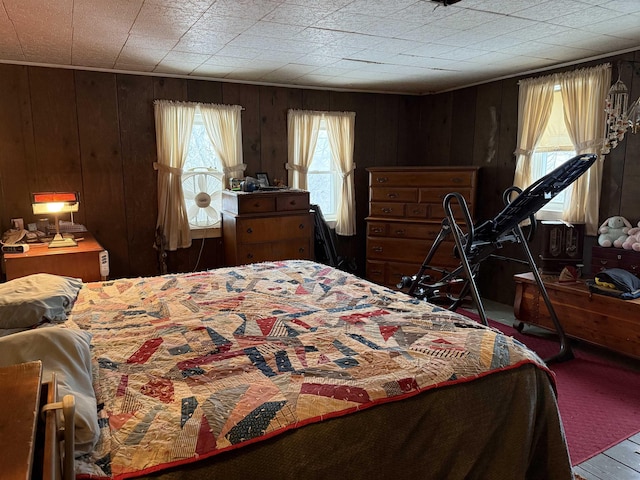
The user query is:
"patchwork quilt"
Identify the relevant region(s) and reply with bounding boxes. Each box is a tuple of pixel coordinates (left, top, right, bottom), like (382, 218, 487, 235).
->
(64, 260, 549, 479)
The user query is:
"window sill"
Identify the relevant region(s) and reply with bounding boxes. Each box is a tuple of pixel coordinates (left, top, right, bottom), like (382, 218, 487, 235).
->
(190, 228, 221, 240)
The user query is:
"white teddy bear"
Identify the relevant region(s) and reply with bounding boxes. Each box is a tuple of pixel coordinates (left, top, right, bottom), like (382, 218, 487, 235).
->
(598, 216, 632, 248)
(622, 221, 640, 251)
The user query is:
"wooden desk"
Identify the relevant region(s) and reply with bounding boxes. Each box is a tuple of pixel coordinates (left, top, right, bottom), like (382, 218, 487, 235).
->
(0, 361, 43, 480)
(3, 233, 105, 282)
(514, 272, 640, 359)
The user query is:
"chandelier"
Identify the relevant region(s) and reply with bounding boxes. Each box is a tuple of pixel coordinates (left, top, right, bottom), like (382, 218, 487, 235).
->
(605, 62, 640, 151)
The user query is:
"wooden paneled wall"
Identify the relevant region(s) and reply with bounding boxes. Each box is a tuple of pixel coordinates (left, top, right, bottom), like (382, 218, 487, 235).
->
(0, 65, 420, 279)
(1, 47, 638, 306)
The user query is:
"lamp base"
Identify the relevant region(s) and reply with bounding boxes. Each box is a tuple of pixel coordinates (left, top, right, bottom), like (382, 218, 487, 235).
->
(48, 233, 77, 248)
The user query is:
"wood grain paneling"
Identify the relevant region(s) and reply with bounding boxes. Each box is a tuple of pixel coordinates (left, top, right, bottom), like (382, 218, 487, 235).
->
(28, 67, 83, 202)
(187, 79, 223, 104)
(223, 83, 261, 179)
(259, 86, 302, 180)
(75, 70, 129, 279)
(116, 74, 158, 277)
(0, 64, 36, 224)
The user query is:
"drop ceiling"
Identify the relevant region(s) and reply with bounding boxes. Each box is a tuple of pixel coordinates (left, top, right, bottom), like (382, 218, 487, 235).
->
(1, 0, 639, 94)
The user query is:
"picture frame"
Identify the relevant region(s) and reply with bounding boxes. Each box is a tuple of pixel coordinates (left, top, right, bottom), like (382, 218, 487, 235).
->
(256, 172, 270, 188)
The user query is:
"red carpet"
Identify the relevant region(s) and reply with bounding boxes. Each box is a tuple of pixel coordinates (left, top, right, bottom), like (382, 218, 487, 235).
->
(459, 310, 640, 465)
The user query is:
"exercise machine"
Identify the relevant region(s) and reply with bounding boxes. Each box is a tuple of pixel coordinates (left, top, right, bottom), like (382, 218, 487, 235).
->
(398, 153, 598, 363)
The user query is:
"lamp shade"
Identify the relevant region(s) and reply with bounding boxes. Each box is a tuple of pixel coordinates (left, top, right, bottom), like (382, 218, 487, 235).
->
(32, 192, 79, 215)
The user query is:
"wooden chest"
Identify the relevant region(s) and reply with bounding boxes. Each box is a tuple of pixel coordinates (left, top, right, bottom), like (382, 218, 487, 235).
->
(514, 272, 640, 359)
(365, 166, 480, 288)
(222, 190, 313, 266)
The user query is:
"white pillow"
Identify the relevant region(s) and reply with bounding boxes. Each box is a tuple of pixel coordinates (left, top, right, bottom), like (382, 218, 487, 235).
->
(0, 327, 99, 455)
(0, 273, 83, 329)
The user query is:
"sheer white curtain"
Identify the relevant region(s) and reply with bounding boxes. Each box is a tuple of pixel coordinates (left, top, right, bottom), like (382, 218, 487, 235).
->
(286, 110, 321, 190)
(559, 64, 611, 235)
(286, 109, 356, 236)
(512, 76, 555, 190)
(325, 112, 356, 236)
(153, 100, 196, 251)
(200, 104, 245, 182)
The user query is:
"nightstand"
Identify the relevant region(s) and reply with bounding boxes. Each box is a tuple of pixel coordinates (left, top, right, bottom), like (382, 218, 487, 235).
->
(0, 361, 43, 480)
(3, 233, 105, 282)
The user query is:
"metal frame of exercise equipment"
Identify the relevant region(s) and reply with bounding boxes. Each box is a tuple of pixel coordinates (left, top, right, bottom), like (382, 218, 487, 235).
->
(398, 153, 598, 363)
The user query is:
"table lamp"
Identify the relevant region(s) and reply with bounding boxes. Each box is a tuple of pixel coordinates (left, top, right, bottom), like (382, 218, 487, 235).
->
(31, 192, 79, 248)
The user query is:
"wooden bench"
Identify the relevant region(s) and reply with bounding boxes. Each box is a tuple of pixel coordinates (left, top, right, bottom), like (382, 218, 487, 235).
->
(513, 272, 640, 360)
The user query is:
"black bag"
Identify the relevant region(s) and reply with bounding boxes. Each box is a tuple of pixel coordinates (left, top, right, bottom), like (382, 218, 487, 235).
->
(587, 268, 640, 300)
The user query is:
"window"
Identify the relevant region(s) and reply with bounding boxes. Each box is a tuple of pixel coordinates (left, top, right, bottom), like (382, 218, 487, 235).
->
(154, 100, 244, 250)
(307, 120, 339, 222)
(531, 88, 575, 220)
(182, 110, 224, 231)
(287, 109, 356, 236)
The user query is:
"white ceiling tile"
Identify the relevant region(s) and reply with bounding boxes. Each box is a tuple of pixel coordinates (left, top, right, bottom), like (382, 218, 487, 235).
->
(242, 20, 306, 39)
(0, 0, 638, 94)
(263, 4, 331, 26)
(204, 0, 281, 20)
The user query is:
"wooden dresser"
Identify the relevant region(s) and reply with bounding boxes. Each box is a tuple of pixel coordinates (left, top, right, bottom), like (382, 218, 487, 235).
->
(591, 245, 640, 277)
(366, 166, 480, 288)
(222, 190, 313, 266)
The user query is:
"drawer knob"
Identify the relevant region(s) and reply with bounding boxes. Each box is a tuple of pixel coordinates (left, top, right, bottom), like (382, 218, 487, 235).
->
(299, 224, 305, 229)
(372, 227, 383, 234)
(376, 177, 388, 183)
(395, 229, 405, 236)
(290, 200, 297, 206)
(371, 269, 382, 275)
(599, 260, 608, 265)
(247, 253, 254, 259)
(299, 247, 305, 253)
(246, 227, 253, 234)
(387, 193, 397, 199)
(373, 246, 383, 253)
(382, 208, 392, 214)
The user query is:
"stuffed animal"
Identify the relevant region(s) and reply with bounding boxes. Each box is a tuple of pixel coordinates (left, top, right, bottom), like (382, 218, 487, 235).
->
(622, 221, 640, 251)
(598, 216, 632, 248)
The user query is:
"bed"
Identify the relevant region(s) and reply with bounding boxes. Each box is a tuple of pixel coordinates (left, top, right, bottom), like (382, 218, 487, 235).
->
(0, 260, 574, 479)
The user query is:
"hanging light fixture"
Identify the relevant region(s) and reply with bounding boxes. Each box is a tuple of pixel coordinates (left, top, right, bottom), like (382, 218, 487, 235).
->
(605, 61, 640, 151)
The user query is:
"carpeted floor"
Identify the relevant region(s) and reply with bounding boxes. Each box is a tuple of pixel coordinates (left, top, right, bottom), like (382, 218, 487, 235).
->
(458, 309, 640, 466)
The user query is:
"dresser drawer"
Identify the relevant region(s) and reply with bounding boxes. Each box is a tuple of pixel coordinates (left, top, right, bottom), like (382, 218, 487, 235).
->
(224, 193, 276, 214)
(369, 187, 418, 203)
(236, 214, 312, 243)
(369, 170, 476, 188)
(276, 192, 310, 211)
(419, 187, 473, 205)
(238, 239, 311, 263)
(430, 200, 475, 220)
(369, 202, 405, 217)
(368, 221, 442, 241)
(366, 236, 458, 266)
(405, 203, 429, 218)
